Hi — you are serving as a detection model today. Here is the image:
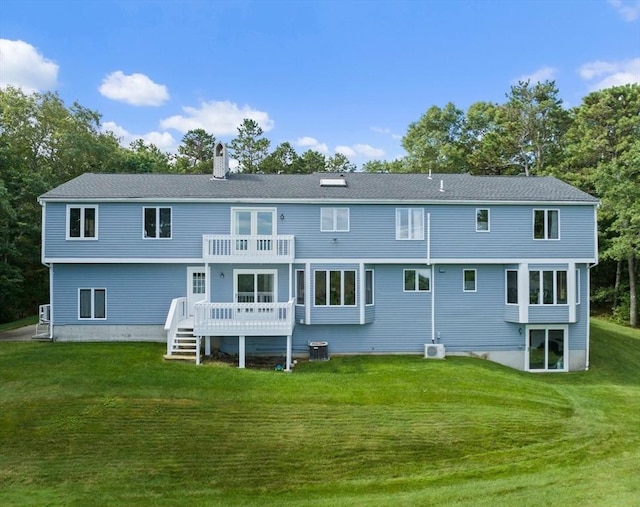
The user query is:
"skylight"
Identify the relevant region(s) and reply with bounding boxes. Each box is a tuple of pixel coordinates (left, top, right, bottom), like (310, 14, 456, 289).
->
(320, 178, 347, 187)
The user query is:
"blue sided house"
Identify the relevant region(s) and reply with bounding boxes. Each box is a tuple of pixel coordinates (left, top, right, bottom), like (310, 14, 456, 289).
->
(38, 144, 599, 372)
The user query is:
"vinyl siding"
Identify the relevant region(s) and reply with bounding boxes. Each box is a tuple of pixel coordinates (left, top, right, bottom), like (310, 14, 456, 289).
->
(294, 265, 432, 354)
(45, 202, 597, 262)
(430, 205, 596, 260)
(434, 265, 520, 351)
(52, 263, 188, 325)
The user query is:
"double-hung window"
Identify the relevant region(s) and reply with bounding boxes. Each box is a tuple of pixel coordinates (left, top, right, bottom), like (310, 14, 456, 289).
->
(79, 288, 106, 319)
(67, 206, 97, 239)
(144, 207, 172, 238)
(476, 209, 490, 232)
(533, 209, 559, 239)
(314, 270, 356, 306)
(404, 269, 431, 292)
(463, 269, 477, 292)
(365, 269, 374, 305)
(529, 270, 568, 305)
(296, 270, 305, 305)
(506, 270, 518, 304)
(321, 208, 349, 232)
(396, 208, 424, 240)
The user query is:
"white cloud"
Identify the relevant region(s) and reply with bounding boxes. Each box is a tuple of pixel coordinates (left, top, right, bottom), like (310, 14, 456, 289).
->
(160, 100, 274, 135)
(0, 39, 58, 93)
(371, 126, 402, 140)
(294, 136, 329, 154)
(579, 58, 640, 90)
(99, 71, 169, 106)
(609, 0, 640, 21)
(353, 144, 385, 158)
(295, 137, 384, 160)
(335, 145, 356, 157)
(515, 66, 558, 84)
(102, 121, 176, 151)
(336, 144, 385, 159)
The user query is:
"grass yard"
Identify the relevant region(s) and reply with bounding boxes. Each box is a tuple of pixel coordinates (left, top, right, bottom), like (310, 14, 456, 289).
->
(1, 318, 638, 506)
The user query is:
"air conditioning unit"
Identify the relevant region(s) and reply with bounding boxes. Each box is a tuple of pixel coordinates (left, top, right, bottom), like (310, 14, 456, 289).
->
(424, 343, 445, 359)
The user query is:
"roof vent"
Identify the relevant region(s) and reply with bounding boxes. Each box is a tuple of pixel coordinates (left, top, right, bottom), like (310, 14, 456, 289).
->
(320, 177, 347, 187)
(212, 142, 229, 180)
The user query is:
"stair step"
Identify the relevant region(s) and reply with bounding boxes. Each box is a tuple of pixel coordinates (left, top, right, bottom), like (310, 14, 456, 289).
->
(164, 354, 197, 362)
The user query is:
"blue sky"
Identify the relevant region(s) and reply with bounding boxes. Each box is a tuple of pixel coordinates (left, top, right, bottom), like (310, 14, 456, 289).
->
(1, 0, 639, 169)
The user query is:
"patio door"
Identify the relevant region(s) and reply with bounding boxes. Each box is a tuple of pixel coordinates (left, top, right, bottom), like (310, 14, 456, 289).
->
(187, 267, 207, 316)
(233, 208, 275, 252)
(235, 269, 277, 318)
(527, 326, 567, 371)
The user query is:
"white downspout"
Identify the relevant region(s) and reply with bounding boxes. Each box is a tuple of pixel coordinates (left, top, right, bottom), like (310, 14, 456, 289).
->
(431, 264, 436, 344)
(427, 212, 435, 344)
(359, 262, 365, 325)
(426, 213, 431, 266)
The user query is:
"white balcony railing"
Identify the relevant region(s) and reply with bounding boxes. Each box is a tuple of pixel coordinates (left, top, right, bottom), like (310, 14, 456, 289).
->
(194, 299, 295, 337)
(203, 234, 294, 263)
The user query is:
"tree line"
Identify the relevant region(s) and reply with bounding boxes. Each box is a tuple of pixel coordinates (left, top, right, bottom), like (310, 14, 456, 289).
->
(0, 82, 637, 326)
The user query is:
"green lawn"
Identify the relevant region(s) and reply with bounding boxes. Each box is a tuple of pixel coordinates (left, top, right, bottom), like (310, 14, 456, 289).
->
(1, 318, 638, 506)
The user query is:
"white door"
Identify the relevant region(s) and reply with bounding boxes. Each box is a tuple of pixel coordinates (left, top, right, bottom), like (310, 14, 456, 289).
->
(187, 267, 207, 316)
(233, 209, 275, 252)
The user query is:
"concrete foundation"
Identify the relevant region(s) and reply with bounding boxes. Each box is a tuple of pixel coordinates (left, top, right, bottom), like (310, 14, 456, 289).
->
(53, 325, 165, 342)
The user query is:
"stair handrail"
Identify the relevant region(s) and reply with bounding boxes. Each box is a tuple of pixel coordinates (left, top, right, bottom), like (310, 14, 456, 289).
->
(164, 297, 187, 355)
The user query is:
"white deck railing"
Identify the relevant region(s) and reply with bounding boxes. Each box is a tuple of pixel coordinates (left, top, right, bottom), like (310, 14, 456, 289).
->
(202, 235, 294, 263)
(164, 297, 187, 354)
(194, 298, 295, 337)
(35, 304, 51, 339)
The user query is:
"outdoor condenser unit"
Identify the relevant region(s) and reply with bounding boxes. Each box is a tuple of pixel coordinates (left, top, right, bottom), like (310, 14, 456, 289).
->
(424, 343, 445, 359)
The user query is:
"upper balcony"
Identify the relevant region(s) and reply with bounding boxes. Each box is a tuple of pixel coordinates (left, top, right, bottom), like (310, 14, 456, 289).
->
(203, 234, 295, 263)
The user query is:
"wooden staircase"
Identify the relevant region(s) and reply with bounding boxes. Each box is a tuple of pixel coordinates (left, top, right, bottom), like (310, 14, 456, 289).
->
(164, 322, 200, 363)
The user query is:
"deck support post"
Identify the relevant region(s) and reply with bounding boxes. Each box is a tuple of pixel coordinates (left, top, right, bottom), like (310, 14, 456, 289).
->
(239, 335, 246, 368)
(205, 336, 211, 356)
(285, 334, 292, 372)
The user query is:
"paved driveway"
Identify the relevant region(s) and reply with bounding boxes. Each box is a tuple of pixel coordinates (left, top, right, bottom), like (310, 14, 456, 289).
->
(0, 325, 38, 341)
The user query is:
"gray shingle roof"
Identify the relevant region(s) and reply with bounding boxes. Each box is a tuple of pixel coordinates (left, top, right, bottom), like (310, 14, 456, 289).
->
(39, 172, 599, 203)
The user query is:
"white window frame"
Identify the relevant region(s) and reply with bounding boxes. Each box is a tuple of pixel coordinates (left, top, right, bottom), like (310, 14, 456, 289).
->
(143, 206, 172, 239)
(231, 208, 277, 236)
(396, 208, 424, 240)
(295, 269, 305, 306)
(320, 208, 350, 232)
(476, 208, 490, 232)
(403, 269, 431, 292)
(313, 269, 357, 307)
(529, 269, 568, 305)
(233, 269, 278, 303)
(463, 269, 477, 292)
(526, 325, 568, 372)
(66, 205, 98, 240)
(506, 269, 518, 305)
(365, 269, 374, 306)
(78, 288, 107, 320)
(533, 209, 560, 240)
